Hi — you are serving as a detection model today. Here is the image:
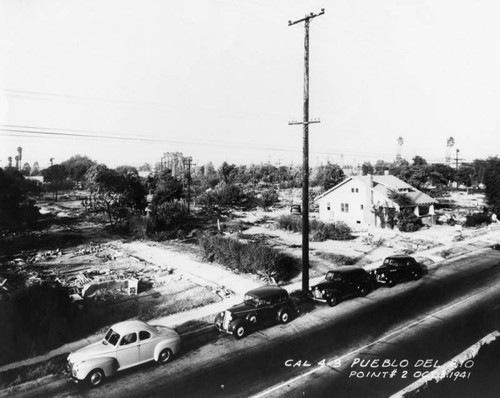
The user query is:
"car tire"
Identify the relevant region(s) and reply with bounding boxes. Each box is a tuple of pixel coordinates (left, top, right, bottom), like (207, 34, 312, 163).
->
(86, 369, 105, 387)
(278, 309, 291, 324)
(157, 348, 173, 365)
(387, 278, 396, 287)
(327, 295, 338, 307)
(233, 323, 247, 339)
(248, 314, 257, 324)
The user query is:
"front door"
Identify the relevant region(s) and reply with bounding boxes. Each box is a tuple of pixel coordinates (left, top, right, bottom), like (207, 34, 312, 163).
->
(116, 332, 140, 369)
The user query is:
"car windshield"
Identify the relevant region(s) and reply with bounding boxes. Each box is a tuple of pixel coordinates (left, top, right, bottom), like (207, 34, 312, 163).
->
(104, 328, 121, 346)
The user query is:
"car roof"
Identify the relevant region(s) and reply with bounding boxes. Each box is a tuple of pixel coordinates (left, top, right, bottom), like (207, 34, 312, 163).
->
(111, 320, 153, 335)
(385, 255, 415, 260)
(327, 266, 366, 275)
(246, 286, 287, 298)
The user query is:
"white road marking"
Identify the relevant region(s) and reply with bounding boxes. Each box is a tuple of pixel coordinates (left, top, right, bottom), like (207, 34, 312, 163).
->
(250, 285, 497, 398)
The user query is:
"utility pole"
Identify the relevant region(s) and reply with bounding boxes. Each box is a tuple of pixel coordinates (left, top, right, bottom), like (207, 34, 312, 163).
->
(455, 149, 460, 192)
(288, 8, 325, 294)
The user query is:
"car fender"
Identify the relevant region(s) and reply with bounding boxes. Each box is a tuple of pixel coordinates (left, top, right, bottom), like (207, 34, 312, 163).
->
(324, 288, 341, 298)
(154, 339, 181, 360)
(75, 357, 118, 380)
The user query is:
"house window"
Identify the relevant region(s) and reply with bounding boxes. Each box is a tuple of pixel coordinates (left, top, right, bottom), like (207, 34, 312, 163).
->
(360, 204, 364, 210)
(341, 203, 349, 212)
(351, 188, 359, 193)
(327, 202, 331, 210)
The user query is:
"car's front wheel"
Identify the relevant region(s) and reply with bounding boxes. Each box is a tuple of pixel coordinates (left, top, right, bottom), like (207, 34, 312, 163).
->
(86, 369, 105, 387)
(157, 348, 173, 365)
(327, 295, 338, 307)
(412, 270, 422, 280)
(233, 322, 247, 339)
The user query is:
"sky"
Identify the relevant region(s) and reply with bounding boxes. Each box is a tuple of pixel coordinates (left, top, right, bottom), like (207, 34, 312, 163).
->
(1, 0, 500, 170)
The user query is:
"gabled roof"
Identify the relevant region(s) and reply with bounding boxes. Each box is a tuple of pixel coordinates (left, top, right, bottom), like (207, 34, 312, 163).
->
(314, 174, 437, 206)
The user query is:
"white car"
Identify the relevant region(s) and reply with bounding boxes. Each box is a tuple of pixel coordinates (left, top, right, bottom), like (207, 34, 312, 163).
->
(67, 320, 181, 387)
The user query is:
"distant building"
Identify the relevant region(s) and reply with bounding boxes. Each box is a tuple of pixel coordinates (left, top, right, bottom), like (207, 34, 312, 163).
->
(314, 174, 437, 227)
(25, 176, 44, 185)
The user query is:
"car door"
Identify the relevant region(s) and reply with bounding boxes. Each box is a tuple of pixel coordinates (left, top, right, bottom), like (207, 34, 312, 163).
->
(256, 297, 274, 322)
(399, 260, 412, 280)
(138, 330, 156, 363)
(116, 332, 140, 370)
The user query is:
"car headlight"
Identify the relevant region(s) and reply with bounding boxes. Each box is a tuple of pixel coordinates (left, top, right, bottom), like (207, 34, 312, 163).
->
(321, 290, 325, 294)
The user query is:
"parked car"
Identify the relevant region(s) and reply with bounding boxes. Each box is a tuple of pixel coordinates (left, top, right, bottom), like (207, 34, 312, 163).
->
(214, 286, 297, 339)
(309, 266, 374, 307)
(370, 255, 425, 286)
(290, 204, 301, 215)
(66, 320, 181, 387)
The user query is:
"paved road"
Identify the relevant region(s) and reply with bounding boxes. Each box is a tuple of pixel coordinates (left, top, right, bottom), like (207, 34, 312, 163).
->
(6, 247, 500, 398)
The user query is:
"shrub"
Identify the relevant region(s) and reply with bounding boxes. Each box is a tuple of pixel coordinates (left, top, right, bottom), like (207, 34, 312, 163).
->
(198, 234, 297, 283)
(258, 188, 279, 209)
(277, 214, 302, 232)
(465, 212, 490, 228)
(396, 208, 423, 232)
(150, 201, 189, 232)
(316, 252, 357, 265)
(0, 283, 78, 365)
(277, 215, 352, 241)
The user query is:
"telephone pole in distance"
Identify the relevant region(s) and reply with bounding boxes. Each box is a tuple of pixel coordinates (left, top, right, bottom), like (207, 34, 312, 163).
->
(288, 8, 325, 294)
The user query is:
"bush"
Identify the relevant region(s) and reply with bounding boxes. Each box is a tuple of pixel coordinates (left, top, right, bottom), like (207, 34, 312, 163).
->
(396, 208, 423, 232)
(150, 201, 189, 232)
(198, 234, 297, 283)
(0, 283, 78, 365)
(258, 189, 279, 209)
(277, 214, 302, 232)
(465, 212, 490, 228)
(277, 215, 352, 241)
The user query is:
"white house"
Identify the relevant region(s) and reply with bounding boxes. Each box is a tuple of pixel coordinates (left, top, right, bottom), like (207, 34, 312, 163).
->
(314, 174, 437, 227)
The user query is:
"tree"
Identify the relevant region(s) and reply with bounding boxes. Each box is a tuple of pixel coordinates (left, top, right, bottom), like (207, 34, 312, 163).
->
(314, 163, 345, 191)
(0, 168, 40, 228)
(361, 162, 374, 176)
(31, 161, 40, 176)
(61, 155, 96, 186)
(374, 160, 392, 175)
(21, 162, 31, 176)
(84, 164, 146, 228)
(218, 162, 238, 184)
(115, 165, 138, 176)
(484, 157, 500, 215)
(456, 163, 474, 187)
(41, 164, 68, 184)
(412, 156, 427, 167)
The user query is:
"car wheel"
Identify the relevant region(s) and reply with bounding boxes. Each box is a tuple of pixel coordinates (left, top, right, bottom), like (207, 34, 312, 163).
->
(157, 348, 173, 365)
(86, 369, 105, 387)
(327, 295, 338, 307)
(233, 323, 247, 339)
(278, 309, 291, 324)
(387, 278, 396, 287)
